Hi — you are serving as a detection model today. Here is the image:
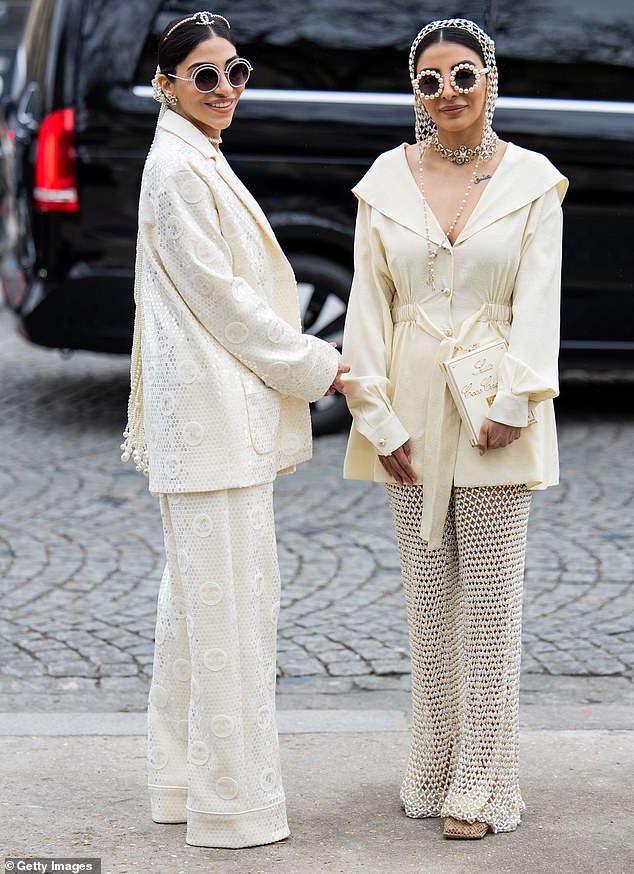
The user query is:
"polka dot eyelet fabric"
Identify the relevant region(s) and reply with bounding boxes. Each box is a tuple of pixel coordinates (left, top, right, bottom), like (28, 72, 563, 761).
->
(147, 483, 288, 846)
(135, 134, 341, 497)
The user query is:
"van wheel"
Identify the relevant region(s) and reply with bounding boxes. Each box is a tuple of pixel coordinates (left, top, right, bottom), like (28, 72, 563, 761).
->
(287, 252, 352, 436)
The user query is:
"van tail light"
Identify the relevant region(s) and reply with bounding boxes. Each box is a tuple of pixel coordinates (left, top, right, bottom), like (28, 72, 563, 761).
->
(34, 108, 79, 213)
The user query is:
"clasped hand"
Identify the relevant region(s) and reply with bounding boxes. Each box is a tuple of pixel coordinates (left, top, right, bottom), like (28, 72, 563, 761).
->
(325, 360, 350, 395)
(324, 342, 350, 396)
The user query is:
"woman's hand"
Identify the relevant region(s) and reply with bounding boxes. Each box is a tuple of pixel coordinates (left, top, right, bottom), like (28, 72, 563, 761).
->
(325, 360, 350, 395)
(378, 440, 418, 485)
(477, 418, 521, 456)
(324, 342, 350, 395)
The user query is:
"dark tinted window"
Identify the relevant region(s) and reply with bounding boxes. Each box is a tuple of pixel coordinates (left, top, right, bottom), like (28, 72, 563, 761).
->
(134, 0, 633, 100)
(136, 0, 494, 91)
(79, 0, 162, 94)
(19, 0, 56, 90)
(496, 0, 634, 100)
(0, 0, 30, 96)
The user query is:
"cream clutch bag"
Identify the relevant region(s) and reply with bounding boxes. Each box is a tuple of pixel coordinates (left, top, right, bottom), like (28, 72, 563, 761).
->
(440, 339, 536, 447)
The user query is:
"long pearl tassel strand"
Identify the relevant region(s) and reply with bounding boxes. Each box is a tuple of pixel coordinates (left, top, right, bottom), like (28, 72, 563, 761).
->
(120, 103, 172, 476)
(417, 143, 482, 294)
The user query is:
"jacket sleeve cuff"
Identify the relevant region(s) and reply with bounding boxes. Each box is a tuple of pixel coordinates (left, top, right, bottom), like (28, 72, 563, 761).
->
(487, 390, 529, 427)
(296, 338, 340, 403)
(366, 414, 410, 455)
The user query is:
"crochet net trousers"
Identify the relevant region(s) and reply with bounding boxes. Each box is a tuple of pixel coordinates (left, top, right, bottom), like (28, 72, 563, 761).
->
(386, 483, 532, 833)
(147, 484, 289, 848)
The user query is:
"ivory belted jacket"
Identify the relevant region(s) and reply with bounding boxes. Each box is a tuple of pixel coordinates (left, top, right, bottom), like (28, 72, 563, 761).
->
(342, 142, 568, 548)
(135, 110, 339, 494)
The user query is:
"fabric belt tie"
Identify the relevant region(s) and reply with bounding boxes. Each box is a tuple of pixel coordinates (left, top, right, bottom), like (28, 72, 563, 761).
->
(391, 302, 511, 550)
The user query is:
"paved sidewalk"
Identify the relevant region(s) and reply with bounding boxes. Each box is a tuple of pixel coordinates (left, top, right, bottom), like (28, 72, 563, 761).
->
(2, 305, 633, 874)
(2, 708, 632, 874)
(1, 305, 634, 712)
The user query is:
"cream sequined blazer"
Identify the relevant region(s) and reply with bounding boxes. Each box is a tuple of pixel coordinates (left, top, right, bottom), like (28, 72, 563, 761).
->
(135, 109, 339, 494)
(342, 142, 568, 549)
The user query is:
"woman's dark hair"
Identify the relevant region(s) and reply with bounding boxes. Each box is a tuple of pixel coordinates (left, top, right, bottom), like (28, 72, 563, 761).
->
(158, 15, 236, 75)
(414, 26, 484, 68)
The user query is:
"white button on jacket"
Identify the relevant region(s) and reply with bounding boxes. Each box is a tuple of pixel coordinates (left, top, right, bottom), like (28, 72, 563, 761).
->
(342, 143, 568, 548)
(136, 110, 340, 494)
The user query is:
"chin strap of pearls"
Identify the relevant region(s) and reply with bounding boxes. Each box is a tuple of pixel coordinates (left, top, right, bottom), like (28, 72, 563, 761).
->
(120, 102, 169, 476)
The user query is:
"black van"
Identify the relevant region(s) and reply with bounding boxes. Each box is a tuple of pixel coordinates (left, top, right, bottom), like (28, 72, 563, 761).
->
(2, 0, 634, 433)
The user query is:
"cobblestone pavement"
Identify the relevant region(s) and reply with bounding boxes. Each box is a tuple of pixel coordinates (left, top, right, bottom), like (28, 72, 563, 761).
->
(0, 306, 632, 710)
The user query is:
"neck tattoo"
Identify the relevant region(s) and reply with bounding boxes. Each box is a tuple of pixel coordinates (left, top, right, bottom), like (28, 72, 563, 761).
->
(474, 173, 492, 184)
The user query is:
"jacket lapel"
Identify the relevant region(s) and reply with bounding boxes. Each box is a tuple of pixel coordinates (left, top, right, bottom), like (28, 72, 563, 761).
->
(353, 142, 568, 247)
(456, 142, 569, 244)
(214, 155, 285, 254)
(157, 109, 286, 257)
(157, 109, 217, 159)
(353, 144, 440, 242)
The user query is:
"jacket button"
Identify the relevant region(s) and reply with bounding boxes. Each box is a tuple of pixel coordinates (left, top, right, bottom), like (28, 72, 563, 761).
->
(442, 287, 451, 296)
(444, 328, 454, 337)
(378, 438, 386, 447)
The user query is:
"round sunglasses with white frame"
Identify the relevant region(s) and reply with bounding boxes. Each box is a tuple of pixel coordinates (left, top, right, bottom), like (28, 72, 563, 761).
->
(167, 57, 253, 93)
(413, 61, 490, 100)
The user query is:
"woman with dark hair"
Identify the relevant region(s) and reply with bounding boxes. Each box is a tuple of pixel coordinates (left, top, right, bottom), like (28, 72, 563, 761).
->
(121, 10, 347, 849)
(342, 19, 567, 839)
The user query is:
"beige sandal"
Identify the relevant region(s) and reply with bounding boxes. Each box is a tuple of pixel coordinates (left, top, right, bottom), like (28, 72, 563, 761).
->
(443, 816, 489, 839)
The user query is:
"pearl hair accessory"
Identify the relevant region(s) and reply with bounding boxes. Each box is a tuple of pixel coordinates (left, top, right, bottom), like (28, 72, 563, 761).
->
(163, 11, 230, 42)
(152, 67, 180, 106)
(152, 66, 169, 105)
(409, 18, 498, 164)
(152, 12, 232, 106)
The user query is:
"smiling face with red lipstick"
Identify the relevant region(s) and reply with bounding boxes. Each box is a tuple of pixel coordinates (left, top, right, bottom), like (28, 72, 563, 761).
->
(414, 40, 488, 150)
(158, 35, 247, 142)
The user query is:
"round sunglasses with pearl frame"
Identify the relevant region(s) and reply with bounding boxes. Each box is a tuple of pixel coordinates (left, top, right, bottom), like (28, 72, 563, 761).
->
(167, 57, 253, 93)
(413, 61, 489, 100)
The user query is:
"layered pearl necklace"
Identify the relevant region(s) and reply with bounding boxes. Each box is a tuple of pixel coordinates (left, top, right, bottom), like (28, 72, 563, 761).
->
(417, 142, 482, 293)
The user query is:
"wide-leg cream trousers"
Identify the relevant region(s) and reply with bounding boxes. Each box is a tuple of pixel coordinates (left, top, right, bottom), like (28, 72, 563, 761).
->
(146, 483, 289, 848)
(386, 483, 532, 833)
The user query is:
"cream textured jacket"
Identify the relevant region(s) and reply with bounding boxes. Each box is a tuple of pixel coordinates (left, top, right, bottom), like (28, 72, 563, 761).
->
(135, 109, 339, 494)
(342, 142, 568, 548)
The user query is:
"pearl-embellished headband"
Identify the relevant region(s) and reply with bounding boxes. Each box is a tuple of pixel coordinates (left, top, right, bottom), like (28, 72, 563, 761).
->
(408, 17, 496, 84)
(163, 10, 230, 42)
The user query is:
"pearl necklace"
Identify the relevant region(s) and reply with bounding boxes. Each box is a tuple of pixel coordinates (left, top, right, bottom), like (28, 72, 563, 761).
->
(432, 129, 497, 165)
(207, 134, 222, 146)
(417, 143, 482, 293)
